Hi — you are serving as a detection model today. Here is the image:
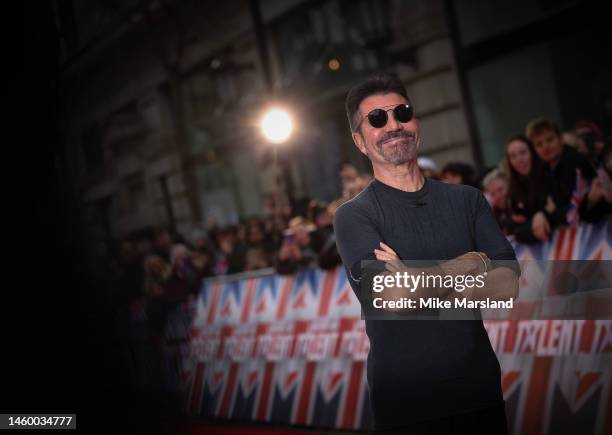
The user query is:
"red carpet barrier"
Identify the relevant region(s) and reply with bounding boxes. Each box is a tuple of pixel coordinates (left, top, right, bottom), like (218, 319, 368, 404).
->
(145, 220, 611, 434)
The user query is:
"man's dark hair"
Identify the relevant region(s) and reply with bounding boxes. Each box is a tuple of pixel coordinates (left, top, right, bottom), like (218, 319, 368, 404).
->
(345, 73, 409, 132)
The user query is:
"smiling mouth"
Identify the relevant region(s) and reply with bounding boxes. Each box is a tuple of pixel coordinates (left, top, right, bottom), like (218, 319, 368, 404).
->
(381, 137, 411, 146)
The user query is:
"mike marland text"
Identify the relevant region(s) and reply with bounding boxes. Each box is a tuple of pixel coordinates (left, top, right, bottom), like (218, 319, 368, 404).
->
(372, 297, 514, 310)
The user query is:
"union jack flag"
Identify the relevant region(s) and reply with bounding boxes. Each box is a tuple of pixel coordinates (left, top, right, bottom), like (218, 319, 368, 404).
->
(162, 221, 612, 432)
(566, 168, 590, 227)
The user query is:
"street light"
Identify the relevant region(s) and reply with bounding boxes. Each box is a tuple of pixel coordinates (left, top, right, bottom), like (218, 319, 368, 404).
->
(259, 107, 295, 271)
(259, 107, 295, 203)
(260, 108, 293, 144)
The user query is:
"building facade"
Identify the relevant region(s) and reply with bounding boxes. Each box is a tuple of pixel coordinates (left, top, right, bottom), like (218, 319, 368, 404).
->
(56, 0, 610, 245)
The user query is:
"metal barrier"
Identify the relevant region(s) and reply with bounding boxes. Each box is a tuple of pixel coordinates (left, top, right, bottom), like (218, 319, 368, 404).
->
(132, 220, 611, 434)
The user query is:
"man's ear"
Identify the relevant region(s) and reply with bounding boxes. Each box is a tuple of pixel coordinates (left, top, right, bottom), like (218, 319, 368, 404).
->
(352, 131, 368, 156)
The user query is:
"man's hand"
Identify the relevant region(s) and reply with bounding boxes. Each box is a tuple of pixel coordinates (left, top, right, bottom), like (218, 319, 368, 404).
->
(375, 242, 490, 278)
(372, 242, 435, 311)
(373, 241, 399, 261)
(371, 241, 517, 310)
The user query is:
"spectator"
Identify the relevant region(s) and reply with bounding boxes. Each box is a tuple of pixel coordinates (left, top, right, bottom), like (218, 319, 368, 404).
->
(153, 227, 173, 263)
(327, 198, 345, 215)
(526, 117, 596, 226)
(440, 162, 475, 186)
(345, 173, 371, 200)
(340, 162, 360, 189)
(504, 134, 565, 243)
(244, 221, 272, 271)
(340, 162, 371, 200)
(309, 202, 342, 270)
(191, 234, 215, 279)
(205, 217, 221, 248)
(143, 255, 171, 298)
(142, 254, 172, 336)
(212, 227, 247, 275)
(581, 141, 612, 222)
(474, 165, 500, 191)
(263, 192, 291, 221)
(602, 140, 612, 179)
(574, 120, 605, 161)
(262, 214, 284, 253)
(562, 130, 589, 156)
(168, 244, 199, 298)
(481, 169, 513, 236)
(275, 217, 318, 275)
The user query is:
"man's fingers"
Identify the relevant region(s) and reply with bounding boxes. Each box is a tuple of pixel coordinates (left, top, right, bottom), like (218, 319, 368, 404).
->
(379, 242, 398, 257)
(374, 249, 395, 261)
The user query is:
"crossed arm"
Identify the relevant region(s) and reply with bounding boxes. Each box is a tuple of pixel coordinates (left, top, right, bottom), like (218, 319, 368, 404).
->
(372, 242, 519, 312)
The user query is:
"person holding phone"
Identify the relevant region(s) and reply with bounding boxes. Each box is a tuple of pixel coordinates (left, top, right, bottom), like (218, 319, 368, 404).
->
(275, 217, 318, 274)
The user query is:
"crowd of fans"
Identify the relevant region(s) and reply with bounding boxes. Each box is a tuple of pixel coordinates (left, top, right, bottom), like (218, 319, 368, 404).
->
(112, 162, 371, 331)
(111, 117, 610, 330)
(479, 118, 611, 243)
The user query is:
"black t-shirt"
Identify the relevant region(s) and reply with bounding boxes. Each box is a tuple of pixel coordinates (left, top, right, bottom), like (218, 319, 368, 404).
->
(333, 176, 520, 429)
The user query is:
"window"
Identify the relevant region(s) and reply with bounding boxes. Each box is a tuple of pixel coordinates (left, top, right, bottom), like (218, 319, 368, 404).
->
(467, 44, 561, 166)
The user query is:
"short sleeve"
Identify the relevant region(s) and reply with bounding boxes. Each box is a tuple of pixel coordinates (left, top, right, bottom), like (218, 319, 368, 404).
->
(333, 202, 385, 302)
(473, 190, 521, 277)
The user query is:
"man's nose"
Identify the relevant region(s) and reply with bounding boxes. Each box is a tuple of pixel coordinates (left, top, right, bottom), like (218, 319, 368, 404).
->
(385, 111, 402, 131)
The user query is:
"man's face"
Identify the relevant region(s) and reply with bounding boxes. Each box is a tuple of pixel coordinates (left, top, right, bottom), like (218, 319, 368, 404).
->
(352, 93, 420, 166)
(532, 129, 563, 165)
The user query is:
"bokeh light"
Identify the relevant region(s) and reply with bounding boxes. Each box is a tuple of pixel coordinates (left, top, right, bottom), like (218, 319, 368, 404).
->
(260, 108, 294, 143)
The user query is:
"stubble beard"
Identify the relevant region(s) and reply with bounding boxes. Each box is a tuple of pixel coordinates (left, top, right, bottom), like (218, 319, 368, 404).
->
(373, 132, 420, 165)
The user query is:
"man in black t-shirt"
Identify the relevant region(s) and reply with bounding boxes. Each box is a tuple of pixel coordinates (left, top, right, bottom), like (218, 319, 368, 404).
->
(333, 74, 520, 434)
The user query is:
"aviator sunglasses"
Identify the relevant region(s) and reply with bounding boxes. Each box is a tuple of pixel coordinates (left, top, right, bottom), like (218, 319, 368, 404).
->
(355, 104, 414, 130)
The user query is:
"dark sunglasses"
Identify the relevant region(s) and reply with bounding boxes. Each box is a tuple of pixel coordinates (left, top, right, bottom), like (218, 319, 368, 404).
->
(355, 104, 414, 130)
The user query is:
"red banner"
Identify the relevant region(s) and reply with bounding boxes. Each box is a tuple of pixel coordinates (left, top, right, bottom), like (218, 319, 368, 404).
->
(153, 220, 611, 434)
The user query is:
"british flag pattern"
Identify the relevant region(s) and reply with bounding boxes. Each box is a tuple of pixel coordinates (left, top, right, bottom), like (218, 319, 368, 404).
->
(136, 220, 612, 433)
